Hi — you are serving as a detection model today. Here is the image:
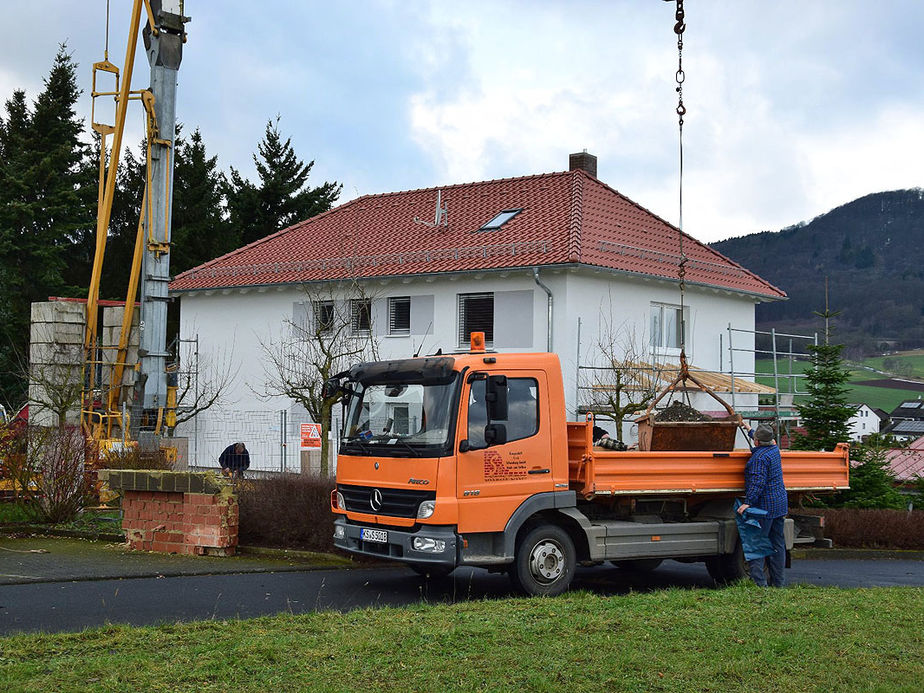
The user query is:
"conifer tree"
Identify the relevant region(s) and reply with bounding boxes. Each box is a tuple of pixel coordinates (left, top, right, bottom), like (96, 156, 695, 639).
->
(171, 127, 235, 274)
(227, 117, 341, 246)
(791, 305, 854, 451)
(0, 46, 94, 408)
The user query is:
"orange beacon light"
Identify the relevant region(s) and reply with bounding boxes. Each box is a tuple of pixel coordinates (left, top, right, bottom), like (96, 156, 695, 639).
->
(470, 331, 486, 352)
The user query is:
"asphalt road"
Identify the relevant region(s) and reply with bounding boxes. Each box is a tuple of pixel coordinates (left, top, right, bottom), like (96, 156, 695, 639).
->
(3, 558, 924, 636)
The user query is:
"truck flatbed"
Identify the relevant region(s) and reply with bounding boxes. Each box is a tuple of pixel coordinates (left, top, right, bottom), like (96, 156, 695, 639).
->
(567, 421, 850, 498)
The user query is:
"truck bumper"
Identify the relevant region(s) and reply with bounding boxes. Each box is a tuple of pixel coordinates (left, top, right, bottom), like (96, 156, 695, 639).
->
(333, 517, 458, 568)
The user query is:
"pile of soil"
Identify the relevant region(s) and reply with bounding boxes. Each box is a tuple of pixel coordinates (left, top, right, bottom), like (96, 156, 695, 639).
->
(654, 401, 713, 422)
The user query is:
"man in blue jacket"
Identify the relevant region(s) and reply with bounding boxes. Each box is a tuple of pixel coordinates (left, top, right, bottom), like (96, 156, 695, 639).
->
(736, 422, 788, 587)
(218, 442, 250, 479)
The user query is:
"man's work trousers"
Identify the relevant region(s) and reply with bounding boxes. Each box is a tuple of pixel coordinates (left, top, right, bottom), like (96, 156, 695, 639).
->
(746, 516, 786, 587)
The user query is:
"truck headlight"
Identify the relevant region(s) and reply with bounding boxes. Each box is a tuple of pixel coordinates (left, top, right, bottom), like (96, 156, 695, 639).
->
(333, 524, 346, 540)
(336, 492, 345, 510)
(417, 500, 435, 519)
(412, 537, 446, 552)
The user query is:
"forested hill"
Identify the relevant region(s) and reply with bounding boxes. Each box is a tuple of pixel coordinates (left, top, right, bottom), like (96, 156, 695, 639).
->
(710, 189, 924, 353)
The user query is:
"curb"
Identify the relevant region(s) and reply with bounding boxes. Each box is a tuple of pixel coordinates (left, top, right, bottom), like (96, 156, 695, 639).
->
(792, 548, 924, 561)
(237, 544, 356, 568)
(0, 525, 125, 543)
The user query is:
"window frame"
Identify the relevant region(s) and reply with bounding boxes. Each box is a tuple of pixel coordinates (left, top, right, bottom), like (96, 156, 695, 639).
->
(478, 208, 522, 231)
(650, 302, 688, 355)
(458, 292, 495, 347)
(350, 298, 372, 336)
(388, 296, 411, 336)
(313, 300, 335, 335)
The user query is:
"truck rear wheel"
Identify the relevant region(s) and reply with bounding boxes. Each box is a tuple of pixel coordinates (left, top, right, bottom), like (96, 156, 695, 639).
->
(611, 558, 663, 572)
(705, 539, 747, 585)
(510, 524, 575, 596)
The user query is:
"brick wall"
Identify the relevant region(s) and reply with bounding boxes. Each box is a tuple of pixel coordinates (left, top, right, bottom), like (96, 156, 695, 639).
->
(102, 470, 239, 556)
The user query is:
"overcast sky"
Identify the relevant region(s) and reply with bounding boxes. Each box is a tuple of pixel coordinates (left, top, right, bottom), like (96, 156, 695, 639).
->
(3, 1, 922, 243)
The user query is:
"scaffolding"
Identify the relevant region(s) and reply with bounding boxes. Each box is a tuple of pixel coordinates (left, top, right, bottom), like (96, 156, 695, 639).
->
(575, 321, 819, 445)
(722, 323, 818, 443)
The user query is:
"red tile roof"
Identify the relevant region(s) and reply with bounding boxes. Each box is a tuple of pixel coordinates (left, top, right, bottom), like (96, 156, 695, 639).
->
(885, 436, 924, 482)
(169, 169, 785, 299)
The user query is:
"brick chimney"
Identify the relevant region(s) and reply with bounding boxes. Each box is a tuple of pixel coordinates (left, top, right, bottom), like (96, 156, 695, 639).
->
(569, 151, 597, 178)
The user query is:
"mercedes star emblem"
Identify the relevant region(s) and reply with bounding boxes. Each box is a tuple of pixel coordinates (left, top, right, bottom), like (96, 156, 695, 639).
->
(370, 488, 383, 512)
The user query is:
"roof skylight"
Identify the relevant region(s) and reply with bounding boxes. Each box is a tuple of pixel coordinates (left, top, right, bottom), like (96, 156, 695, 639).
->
(479, 208, 522, 231)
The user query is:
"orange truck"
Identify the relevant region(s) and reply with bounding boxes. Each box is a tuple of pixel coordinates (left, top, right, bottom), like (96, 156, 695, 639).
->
(329, 342, 849, 595)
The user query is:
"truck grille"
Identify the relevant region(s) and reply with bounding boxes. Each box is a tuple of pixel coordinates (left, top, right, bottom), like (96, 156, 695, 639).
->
(338, 484, 435, 518)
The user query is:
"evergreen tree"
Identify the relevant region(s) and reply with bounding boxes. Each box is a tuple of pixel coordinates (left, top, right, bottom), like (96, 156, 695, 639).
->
(791, 343, 854, 451)
(0, 46, 94, 408)
(830, 436, 905, 509)
(170, 127, 234, 274)
(227, 117, 341, 246)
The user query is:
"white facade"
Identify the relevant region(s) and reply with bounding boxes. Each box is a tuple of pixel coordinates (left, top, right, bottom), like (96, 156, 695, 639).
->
(177, 266, 762, 468)
(847, 404, 880, 441)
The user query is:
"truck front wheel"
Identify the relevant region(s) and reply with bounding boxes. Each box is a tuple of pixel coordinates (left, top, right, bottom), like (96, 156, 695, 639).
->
(510, 524, 576, 596)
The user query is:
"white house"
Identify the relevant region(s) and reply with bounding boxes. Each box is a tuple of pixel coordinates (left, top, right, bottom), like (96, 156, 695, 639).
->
(170, 153, 785, 470)
(847, 403, 881, 442)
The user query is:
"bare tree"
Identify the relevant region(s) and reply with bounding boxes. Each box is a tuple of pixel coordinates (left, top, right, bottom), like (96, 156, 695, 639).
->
(27, 359, 83, 430)
(260, 280, 379, 475)
(582, 310, 669, 444)
(170, 339, 239, 428)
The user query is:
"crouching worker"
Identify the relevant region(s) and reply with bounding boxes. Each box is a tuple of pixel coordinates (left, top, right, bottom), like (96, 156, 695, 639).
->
(736, 422, 788, 587)
(219, 442, 250, 480)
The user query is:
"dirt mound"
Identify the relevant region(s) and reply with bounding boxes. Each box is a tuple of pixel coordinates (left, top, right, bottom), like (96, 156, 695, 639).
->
(654, 401, 713, 422)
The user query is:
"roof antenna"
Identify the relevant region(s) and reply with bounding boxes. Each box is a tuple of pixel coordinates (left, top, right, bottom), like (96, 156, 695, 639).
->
(413, 321, 433, 358)
(414, 190, 448, 228)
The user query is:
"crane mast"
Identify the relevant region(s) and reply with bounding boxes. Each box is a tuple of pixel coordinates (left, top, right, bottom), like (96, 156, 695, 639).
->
(82, 0, 188, 448)
(139, 1, 185, 411)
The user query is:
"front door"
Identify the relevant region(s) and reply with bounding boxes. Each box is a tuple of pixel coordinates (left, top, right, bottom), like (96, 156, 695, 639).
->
(456, 370, 553, 533)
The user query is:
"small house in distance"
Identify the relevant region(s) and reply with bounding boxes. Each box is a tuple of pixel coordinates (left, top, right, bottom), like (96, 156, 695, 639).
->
(170, 153, 786, 469)
(883, 399, 924, 441)
(847, 403, 883, 442)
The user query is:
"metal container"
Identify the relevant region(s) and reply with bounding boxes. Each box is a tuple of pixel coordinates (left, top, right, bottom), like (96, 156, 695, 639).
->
(636, 417, 739, 452)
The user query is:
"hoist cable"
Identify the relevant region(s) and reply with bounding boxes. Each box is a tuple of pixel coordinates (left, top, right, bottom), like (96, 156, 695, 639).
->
(672, 0, 688, 362)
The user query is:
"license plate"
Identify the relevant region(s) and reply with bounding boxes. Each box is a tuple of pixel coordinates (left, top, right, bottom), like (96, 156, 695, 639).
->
(361, 528, 388, 544)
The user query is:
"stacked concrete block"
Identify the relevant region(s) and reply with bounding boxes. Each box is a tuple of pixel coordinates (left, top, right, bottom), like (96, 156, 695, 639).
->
(100, 305, 140, 403)
(100, 470, 239, 556)
(29, 301, 86, 427)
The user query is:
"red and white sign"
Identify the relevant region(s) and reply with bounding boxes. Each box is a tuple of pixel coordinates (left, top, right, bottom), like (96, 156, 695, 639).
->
(300, 422, 322, 449)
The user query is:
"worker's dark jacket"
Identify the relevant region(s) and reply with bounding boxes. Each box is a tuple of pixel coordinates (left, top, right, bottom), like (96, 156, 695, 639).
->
(744, 442, 788, 518)
(219, 444, 250, 472)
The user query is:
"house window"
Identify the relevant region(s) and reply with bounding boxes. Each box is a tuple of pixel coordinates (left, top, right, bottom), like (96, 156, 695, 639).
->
(313, 301, 335, 334)
(388, 297, 411, 336)
(479, 209, 522, 231)
(650, 303, 686, 351)
(459, 292, 494, 346)
(350, 299, 371, 336)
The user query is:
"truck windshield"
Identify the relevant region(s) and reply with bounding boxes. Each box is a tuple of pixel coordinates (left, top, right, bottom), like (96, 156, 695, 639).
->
(340, 374, 459, 457)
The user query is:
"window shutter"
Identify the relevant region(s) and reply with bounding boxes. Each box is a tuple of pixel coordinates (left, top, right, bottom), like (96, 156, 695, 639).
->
(388, 297, 411, 335)
(350, 299, 371, 335)
(458, 292, 494, 346)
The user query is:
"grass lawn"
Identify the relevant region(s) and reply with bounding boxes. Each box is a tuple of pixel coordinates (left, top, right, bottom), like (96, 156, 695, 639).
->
(755, 359, 922, 411)
(1, 585, 922, 692)
(0, 503, 122, 537)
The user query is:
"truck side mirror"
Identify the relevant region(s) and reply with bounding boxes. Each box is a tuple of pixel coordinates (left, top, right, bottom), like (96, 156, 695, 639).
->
(485, 375, 508, 421)
(484, 423, 507, 446)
